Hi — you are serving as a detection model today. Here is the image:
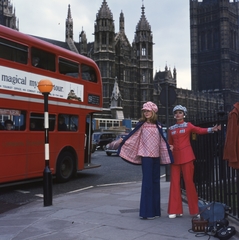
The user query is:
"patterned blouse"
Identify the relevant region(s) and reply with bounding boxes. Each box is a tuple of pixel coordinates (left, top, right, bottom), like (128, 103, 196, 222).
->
(138, 122, 161, 157)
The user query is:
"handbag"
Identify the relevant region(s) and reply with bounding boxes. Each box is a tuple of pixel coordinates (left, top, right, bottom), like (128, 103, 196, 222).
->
(198, 200, 226, 226)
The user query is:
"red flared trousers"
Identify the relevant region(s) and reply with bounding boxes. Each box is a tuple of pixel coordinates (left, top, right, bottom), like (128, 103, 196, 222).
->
(168, 161, 199, 215)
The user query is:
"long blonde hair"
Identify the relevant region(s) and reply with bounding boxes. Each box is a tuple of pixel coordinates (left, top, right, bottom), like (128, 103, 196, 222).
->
(139, 110, 158, 123)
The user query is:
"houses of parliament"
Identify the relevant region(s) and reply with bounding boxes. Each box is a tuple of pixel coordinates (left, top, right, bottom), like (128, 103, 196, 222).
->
(1, 0, 238, 125)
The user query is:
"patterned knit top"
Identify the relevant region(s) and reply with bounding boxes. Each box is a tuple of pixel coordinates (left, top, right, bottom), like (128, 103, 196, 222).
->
(137, 122, 161, 157)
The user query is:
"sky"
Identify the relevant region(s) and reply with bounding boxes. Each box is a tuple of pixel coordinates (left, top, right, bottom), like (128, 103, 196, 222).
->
(12, 0, 191, 90)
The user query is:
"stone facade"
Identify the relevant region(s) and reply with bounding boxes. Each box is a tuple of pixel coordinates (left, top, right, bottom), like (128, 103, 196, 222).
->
(190, 0, 239, 113)
(153, 66, 223, 126)
(85, 1, 154, 119)
(0, 0, 18, 30)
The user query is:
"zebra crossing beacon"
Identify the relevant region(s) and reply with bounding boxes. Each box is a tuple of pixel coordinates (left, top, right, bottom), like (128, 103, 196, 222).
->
(0, 25, 103, 185)
(37, 79, 54, 206)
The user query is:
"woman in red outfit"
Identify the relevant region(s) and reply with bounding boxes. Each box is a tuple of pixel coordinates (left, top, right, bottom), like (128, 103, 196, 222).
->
(167, 105, 220, 218)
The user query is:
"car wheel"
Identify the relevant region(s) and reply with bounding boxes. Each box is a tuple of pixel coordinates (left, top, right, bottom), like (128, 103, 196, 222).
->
(106, 152, 112, 156)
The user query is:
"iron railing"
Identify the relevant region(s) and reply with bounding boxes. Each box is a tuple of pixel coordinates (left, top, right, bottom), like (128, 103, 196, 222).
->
(181, 115, 239, 221)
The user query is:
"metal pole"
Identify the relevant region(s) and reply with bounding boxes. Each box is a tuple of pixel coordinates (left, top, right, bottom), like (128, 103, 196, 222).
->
(87, 114, 93, 166)
(165, 83, 170, 182)
(43, 92, 52, 206)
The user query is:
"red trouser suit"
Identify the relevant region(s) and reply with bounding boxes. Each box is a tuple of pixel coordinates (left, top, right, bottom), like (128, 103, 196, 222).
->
(167, 121, 210, 215)
(168, 161, 198, 215)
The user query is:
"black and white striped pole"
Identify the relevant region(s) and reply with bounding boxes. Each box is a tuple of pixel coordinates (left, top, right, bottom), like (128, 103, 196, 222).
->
(38, 79, 54, 206)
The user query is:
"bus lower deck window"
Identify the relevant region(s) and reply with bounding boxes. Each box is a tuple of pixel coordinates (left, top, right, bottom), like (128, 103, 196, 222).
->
(0, 109, 26, 131)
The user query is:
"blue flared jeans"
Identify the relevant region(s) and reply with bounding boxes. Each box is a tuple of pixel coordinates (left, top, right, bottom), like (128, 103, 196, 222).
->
(140, 157, 161, 218)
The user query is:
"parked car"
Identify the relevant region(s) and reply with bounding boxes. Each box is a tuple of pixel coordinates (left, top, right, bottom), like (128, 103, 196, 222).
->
(105, 133, 128, 156)
(92, 132, 117, 150)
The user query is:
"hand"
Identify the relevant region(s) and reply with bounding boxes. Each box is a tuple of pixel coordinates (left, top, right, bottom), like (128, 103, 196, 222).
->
(169, 145, 174, 151)
(212, 124, 221, 132)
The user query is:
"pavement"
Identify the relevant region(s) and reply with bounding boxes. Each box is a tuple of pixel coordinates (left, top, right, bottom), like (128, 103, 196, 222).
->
(0, 177, 238, 240)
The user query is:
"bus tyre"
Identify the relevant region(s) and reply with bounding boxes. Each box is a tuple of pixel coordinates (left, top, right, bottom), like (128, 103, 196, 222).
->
(56, 152, 75, 183)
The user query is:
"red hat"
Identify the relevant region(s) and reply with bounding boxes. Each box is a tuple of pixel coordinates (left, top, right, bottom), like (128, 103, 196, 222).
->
(141, 101, 158, 113)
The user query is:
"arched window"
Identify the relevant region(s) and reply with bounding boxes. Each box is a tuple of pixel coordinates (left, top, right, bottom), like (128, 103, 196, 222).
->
(102, 33, 106, 45)
(142, 42, 146, 56)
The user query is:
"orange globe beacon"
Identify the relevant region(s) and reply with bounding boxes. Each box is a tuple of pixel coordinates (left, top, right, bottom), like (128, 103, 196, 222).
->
(38, 79, 54, 93)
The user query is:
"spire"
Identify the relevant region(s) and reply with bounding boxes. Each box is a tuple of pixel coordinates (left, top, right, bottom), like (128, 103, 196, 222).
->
(67, 4, 72, 19)
(79, 27, 87, 42)
(173, 66, 177, 80)
(79, 27, 87, 55)
(110, 77, 123, 108)
(97, 0, 113, 20)
(135, 2, 151, 32)
(119, 10, 124, 33)
(141, 3, 145, 16)
(65, 4, 73, 40)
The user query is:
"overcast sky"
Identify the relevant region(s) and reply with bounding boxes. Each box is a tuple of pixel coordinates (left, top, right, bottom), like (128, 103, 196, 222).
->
(13, 0, 191, 89)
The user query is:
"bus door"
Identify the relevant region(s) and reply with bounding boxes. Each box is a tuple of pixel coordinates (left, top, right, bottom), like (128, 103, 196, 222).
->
(84, 114, 93, 166)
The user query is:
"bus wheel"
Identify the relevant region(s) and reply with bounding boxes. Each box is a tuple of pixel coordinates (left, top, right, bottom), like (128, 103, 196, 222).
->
(56, 152, 74, 182)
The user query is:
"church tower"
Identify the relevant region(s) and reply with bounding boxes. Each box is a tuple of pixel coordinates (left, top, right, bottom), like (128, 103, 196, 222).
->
(133, 3, 154, 116)
(65, 4, 78, 53)
(190, 0, 239, 112)
(94, 0, 116, 108)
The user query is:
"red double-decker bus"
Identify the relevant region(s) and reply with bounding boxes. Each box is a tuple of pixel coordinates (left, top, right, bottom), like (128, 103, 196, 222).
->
(0, 25, 102, 184)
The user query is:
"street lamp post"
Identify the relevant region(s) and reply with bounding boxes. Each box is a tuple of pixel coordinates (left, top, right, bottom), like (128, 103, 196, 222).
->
(37, 79, 54, 207)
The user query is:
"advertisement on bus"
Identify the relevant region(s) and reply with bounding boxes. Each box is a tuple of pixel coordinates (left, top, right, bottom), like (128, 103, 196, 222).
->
(0, 66, 84, 101)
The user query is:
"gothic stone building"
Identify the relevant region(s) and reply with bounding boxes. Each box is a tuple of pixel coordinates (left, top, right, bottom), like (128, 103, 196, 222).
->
(39, 1, 154, 120)
(85, 1, 154, 119)
(153, 66, 223, 126)
(190, 0, 239, 114)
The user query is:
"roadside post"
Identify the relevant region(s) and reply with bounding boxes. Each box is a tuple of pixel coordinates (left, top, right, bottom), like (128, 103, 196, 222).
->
(37, 79, 54, 206)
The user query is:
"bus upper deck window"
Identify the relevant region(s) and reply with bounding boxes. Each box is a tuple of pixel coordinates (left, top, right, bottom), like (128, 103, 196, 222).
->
(0, 37, 28, 64)
(31, 47, 56, 72)
(59, 58, 79, 78)
(81, 64, 97, 83)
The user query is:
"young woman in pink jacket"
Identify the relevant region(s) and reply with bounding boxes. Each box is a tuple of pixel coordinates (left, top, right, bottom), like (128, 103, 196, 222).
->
(119, 101, 173, 219)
